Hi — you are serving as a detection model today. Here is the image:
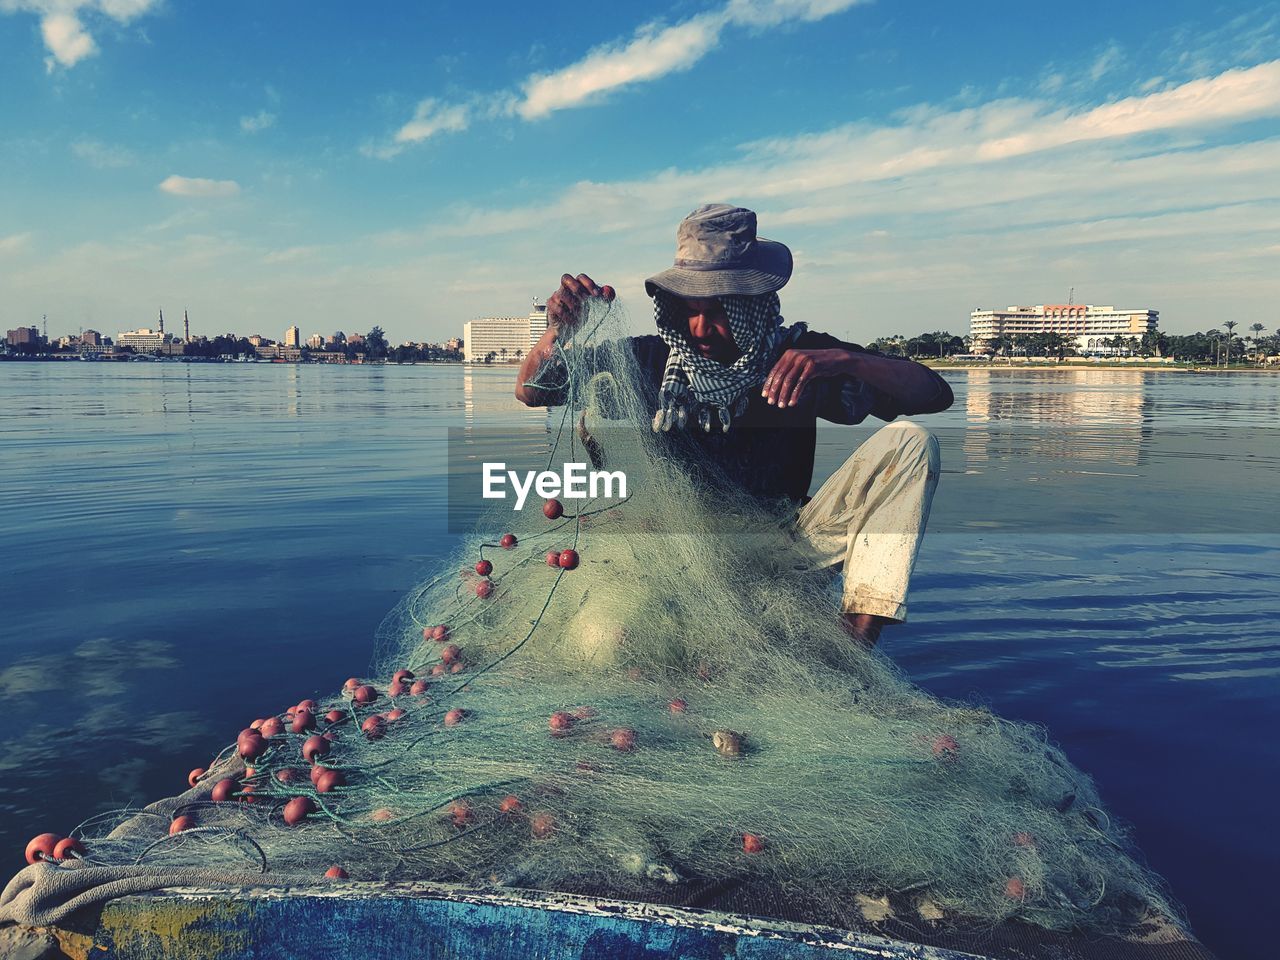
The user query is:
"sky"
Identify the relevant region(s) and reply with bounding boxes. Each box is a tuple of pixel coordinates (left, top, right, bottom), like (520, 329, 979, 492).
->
(1, 0, 1278, 345)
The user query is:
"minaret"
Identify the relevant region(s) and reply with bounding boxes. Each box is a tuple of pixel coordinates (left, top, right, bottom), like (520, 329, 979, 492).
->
(184, 310, 190, 344)
(159, 308, 165, 335)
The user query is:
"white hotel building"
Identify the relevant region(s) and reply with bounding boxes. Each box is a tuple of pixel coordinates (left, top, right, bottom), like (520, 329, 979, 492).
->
(463, 303, 549, 362)
(969, 304, 1159, 354)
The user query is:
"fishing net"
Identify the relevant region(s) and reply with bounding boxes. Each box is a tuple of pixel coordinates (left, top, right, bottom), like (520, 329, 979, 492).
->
(23, 297, 1182, 942)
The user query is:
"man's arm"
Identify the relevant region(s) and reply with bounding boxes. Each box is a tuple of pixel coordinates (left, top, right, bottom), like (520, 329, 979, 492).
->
(515, 273, 615, 407)
(763, 348, 953, 415)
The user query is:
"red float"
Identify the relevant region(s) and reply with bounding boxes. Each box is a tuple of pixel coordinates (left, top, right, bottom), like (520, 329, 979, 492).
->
(276, 768, 305, 784)
(353, 684, 378, 705)
(932, 734, 960, 760)
(283, 796, 315, 826)
(546, 551, 561, 567)
(296, 699, 318, 713)
(558, 549, 580, 570)
(24, 833, 60, 865)
(324, 865, 348, 879)
(449, 801, 472, 828)
(431, 624, 450, 642)
(238, 732, 268, 760)
(302, 734, 331, 762)
(386, 708, 407, 721)
(543, 499, 564, 519)
(169, 816, 195, 836)
(499, 795, 523, 815)
(315, 768, 346, 793)
(475, 579, 494, 598)
(259, 716, 284, 738)
(441, 644, 462, 665)
(290, 709, 316, 734)
(52, 837, 84, 860)
(530, 812, 555, 840)
(392, 669, 415, 683)
(609, 728, 636, 752)
(371, 808, 393, 822)
(499, 533, 517, 549)
(742, 833, 765, 854)
(669, 698, 688, 714)
(210, 778, 238, 802)
(188, 767, 205, 787)
(410, 679, 429, 696)
(549, 711, 575, 735)
(1005, 876, 1027, 900)
(444, 708, 466, 727)
(387, 678, 407, 697)
(475, 559, 493, 576)
(430, 664, 446, 677)
(343, 677, 360, 691)
(325, 709, 347, 724)
(361, 715, 387, 740)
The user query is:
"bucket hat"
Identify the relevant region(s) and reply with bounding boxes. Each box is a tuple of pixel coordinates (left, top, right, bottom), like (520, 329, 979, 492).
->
(644, 203, 792, 299)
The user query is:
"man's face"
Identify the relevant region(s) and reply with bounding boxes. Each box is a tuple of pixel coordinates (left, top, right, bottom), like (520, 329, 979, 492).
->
(676, 297, 742, 364)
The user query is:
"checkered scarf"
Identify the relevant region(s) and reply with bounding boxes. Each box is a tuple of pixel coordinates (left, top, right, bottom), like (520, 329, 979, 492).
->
(651, 290, 804, 433)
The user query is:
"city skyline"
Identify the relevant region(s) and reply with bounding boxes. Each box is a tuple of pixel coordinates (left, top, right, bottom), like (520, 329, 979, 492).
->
(1, 2, 1277, 344)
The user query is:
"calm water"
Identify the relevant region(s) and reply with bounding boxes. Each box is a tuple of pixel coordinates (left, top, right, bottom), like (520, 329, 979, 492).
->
(1, 361, 1277, 959)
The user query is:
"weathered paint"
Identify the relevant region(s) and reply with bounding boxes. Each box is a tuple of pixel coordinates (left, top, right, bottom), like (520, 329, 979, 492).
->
(48, 882, 989, 960)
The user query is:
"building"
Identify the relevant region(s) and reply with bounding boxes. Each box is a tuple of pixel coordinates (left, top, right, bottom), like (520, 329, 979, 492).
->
(285, 326, 301, 348)
(444, 336, 463, 352)
(116, 327, 172, 353)
(528, 303, 548, 348)
(81, 329, 102, 346)
(969, 304, 1158, 354)
(462, 317, 530, 362)
(6, 326, 40, 347)
(306, 333, 325, 350)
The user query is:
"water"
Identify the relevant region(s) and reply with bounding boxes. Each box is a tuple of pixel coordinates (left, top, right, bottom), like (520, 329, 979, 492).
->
(1, 361, 1276, 959)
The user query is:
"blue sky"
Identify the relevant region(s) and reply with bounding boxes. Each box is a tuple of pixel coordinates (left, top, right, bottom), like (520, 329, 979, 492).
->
(1, 0, 1277, 344)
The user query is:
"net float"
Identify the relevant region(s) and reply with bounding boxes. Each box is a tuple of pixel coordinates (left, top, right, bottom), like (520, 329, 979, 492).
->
(530, 812, 556, 840)
(386, 708, 407, 721)
(557, 549, 579, 570)
(275, 768, 305, 784)
(361, 716, 386, 740)
(343, 677, 360, 692)
(283, 796, 315, 826)
(325, 709, 347, 724)
(387, 679, 407, 697)
(169, 816, 195, 836)
(324, 866, 348, 879)
(713, 730, 744, 758)
(249, 718, 265, 730)
(302, 735, 331, 762)
(742, 833, 765, 854)
(24, 833, 61, 865)
(392, 669, 415, 683)
(546, 551, 561, 567)
(669, 699, 688, 714)
(290, 709, 316, 733)
(450, 661, 466, 674)
(310, 764, 328, 786)
(238, 784, 259, 804)
(1013, 831, 1036, 848)
(449, 801, 473, 828)
(187, 767, 205, 788)
(431, 625, 450, 642)
(353, 685, 378, 705)
(238, 732, 268, 760)
(244, 767, 256, 778)
(410, 679, 429, 696)
(370, 808, 393, 822)
(543, 498, 563, 519)
(296, 699, 318, 713)
(322, 731, 339, 742)
(475, 579, 494, 598)
(52, 837, 84, 860)
(211, 778, 239, 802)
(609, 728, 636, 752)
(932, 735, 960, 760)
(500, 533, 517, 549)
(444, 708, 466, 727)
(430, 664, 446, 677)
(315, 768, 346, 793)
(499, 795, 523, 815)
(549, 711, 575, 735)
(259, 717, 285, 738)
(1005, 876, 1027, 900)
(475, 559, 493, 576)
(441, 644, 461, 665)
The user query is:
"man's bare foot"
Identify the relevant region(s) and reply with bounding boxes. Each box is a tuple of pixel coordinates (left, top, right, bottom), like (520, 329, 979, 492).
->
(841, 612, 889, 648)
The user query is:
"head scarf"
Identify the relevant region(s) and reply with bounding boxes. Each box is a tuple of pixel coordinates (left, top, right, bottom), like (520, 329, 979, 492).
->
(651, 289, 805, 433)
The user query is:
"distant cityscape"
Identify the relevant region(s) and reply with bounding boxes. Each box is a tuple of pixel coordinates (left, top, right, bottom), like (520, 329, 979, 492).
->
(3, 299, 1277, 366)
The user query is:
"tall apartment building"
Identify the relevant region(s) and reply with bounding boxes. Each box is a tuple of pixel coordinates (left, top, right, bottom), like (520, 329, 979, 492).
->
(116, 327, 172, 352)
(969, 304, 1158, 354)
(5, 326, 40, 347)
(285, 326, 301, 348)
(463, 316, 531, 362)
(528, 303, 548, 348)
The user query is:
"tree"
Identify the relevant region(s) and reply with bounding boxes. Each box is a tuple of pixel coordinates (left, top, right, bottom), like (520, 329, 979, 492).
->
(365, 326, 388, 360)
(1223, 320, 1237, 365)
(1249, 322, 1265, 362)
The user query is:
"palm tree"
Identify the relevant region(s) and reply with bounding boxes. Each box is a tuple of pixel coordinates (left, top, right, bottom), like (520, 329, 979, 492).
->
(1223, 320, 1238, 365)
(1250, 323, 1265, 363)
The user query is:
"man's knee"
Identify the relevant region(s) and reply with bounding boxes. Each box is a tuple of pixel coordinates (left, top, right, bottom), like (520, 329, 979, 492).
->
(875, 420, 940, 472)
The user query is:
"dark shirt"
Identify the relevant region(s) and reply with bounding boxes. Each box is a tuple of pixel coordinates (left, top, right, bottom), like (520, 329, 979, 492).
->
(542, 330, 951, 504)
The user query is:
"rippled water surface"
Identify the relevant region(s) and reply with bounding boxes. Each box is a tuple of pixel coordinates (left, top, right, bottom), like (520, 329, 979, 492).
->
(1, 362, 1276, 959)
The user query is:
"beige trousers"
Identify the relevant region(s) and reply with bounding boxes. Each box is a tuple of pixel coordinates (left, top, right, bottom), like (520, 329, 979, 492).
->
(795, 421, 941, 622)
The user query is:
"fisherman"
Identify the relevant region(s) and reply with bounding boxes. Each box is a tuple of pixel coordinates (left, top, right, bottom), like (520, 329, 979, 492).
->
(516, 203, 953, 647)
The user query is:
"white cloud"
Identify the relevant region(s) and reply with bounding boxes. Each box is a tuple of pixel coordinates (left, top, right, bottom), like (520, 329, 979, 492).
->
(376, 0, 869, 155)
(41, 12, 95, 69)
(0, 232, 32, 254)
(1, 0, 163, 71)
(158, 175, 241, 198)
(240, 110, 277, 133)
(71, 138, 135, 168)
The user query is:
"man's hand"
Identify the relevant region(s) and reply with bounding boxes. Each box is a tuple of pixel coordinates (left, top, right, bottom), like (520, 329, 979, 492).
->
(762, 349, 856, 407)
(547, 273, 616, 330)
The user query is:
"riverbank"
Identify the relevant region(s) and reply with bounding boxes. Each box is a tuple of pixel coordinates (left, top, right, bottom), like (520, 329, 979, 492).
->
(921, 359, 1279, 372)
